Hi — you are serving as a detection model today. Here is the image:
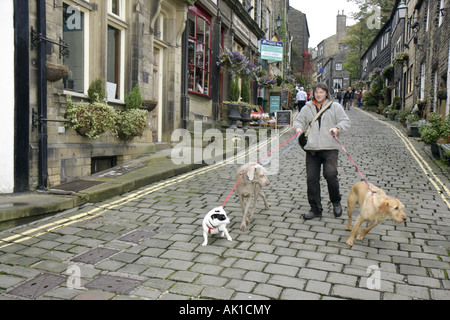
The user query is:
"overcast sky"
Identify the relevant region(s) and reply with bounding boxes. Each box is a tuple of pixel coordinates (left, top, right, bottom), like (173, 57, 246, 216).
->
(290, 0, 359, 48)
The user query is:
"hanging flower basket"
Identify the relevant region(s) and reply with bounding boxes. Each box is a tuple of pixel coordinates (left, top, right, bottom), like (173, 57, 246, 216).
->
(216, 49, 257, 78)
(47, 63, 69, 82)
(393, 52, 409, 66)
(257, 75, 277, 88)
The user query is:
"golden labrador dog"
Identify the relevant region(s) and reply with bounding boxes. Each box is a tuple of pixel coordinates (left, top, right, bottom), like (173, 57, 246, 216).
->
(345, 181, 407, 246)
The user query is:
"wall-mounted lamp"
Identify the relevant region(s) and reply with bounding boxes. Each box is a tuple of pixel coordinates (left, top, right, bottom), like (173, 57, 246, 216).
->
(275, 14, 282, 29)
(440, 8, 448, 16)
(397, 0, 407, 19)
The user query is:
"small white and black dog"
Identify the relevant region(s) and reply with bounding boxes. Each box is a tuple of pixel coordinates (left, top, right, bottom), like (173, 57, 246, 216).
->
(202, 206, 232, 246)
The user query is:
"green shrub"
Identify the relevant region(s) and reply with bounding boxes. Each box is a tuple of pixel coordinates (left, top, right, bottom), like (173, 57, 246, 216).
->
(115, 109, 149, 140)
(87, 78, 106, 103)
(125, 84, 143, 110)
(229, 76, 240, 102)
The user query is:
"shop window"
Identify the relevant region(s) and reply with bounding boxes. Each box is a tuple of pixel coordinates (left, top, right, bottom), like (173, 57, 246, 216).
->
(187, 9, 211, 97)
(63, 3, 85, 93)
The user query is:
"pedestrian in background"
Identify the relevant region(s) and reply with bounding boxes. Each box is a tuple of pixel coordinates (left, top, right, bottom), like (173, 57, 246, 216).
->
(296, 87, 307, 112)
(343, 89, 351, 110)
(337, 89, 343, 105)
(293, 82, 351, 220)
(356, 89, 362, 108)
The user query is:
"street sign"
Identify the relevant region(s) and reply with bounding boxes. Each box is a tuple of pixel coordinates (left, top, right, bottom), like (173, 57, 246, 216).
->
(269, 96, 280, 113)
(276, 110, 292, 129)
(259, 39, 283, 62)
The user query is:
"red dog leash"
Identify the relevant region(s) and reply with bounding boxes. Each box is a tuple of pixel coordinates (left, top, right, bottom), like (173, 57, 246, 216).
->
(332, 132, 376, 197)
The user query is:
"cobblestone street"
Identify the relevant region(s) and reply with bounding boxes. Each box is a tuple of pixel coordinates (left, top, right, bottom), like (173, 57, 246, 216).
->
(0, 107, 449, 302)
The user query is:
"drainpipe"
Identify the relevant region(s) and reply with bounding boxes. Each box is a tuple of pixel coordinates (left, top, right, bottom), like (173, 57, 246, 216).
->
(181, 29, 189, 130)
(37, 0, 48, 190)
(14, 0, 30, 192)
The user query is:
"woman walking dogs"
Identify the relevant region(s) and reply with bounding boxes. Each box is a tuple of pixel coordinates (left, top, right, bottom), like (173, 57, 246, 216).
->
(293, 82, 351, 220)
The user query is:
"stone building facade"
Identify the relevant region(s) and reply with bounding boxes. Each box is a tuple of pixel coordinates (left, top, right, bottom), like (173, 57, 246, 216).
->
(313, 12, 352, 91)
(3, 0, 300, 194)
(288, 6, 310, 73)
(25, 0, 194, 191)
(362, 0, 449, 116)
(410, 0, 450, 116)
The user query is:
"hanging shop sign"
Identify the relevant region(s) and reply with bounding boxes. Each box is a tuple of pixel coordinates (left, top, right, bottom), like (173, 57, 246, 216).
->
(259, 39, 283, 62)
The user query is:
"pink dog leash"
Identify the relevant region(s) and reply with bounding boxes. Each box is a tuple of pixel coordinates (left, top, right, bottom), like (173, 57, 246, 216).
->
(332, 132, 376, 196)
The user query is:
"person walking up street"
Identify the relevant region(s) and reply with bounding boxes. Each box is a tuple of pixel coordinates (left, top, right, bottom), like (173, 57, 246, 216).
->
(343, 89, 351, 110)
(293, 82, 351, 220)
(296, 87, 307, 112)
(356, 89, 362, 108)
(337, 89, 343, 105)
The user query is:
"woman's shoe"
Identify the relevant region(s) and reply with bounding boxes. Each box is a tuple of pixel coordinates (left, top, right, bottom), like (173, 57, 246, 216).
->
(303, 210, 322, 220)
(333, 202, 342, 217)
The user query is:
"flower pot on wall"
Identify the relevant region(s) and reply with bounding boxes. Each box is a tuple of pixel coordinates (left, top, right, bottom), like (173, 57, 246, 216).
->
(142, 100, 158, 112)
(226, 103, 241, 129)
(430, 143, 441, 159)
(240, 106, 252, 130)
(47, 63, 69, 82)
(410, 126, 420, 137)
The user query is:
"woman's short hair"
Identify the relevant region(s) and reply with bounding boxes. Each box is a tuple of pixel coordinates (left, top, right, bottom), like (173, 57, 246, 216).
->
(312, 82, 331, 101)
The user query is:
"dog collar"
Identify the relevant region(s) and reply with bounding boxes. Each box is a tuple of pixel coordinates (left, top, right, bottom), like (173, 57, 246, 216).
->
(206, 221, 216, 234)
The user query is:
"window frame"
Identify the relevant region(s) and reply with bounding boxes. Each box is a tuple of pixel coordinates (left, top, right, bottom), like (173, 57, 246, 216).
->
(187, 6, 212, 98)
(62, 1, 90, 95)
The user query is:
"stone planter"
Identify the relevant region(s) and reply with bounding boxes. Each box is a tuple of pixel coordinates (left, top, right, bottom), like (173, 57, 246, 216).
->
(240, 106, 252, 130)
(225, 103, 241, 129)
(430, 142, 441, 159)
(410, 126, 420, 137)
(142, 100, 158, 112)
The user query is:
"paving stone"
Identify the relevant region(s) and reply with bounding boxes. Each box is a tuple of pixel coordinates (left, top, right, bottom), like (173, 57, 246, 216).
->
(201, 286, 235, 300)
(407, 275, 441, 288)
(1, 109, 450, 302)
(332, 285, 380, 300)
(0, 275, 25, 289)
(169, 282, 203, 297)
(253, 283, 282, 299)
(280, 289, 321, 300)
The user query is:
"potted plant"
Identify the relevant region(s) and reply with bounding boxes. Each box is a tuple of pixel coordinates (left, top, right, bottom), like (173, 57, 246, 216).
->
(125, 84, 143, 110)
(398, 109, 410, 127)
(240, 77, 252, 130)
(393, 52, 409, 66)
(65, 95, 117, 139)
(437, 90, 447, 102)
(437, 116, 450, 160)
(87, 78, 106, 103)
(224, 76, 241, 129)
(115, 109, 149, 140)
(406, 113, 420, 137)
(419, 113, 443, 158)
(115, 84, 149, 140)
